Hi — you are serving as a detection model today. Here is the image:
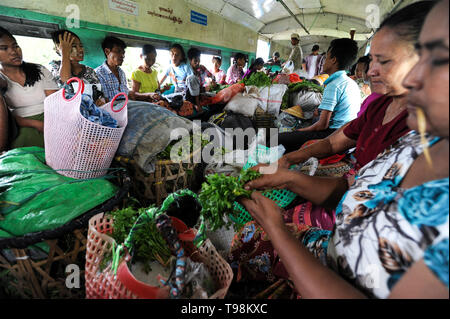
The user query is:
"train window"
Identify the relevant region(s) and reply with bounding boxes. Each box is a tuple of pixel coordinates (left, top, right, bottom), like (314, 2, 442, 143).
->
(256, 39, 270, 61)
(14, 35, 59, 70)
(0, 16, 59, 70)
(365, 43, 371, 56)
(121, 47, 141, 88)
(201, 54, 216, 73)
(121, 46, 172, 87)
(155, 49, 172, 77)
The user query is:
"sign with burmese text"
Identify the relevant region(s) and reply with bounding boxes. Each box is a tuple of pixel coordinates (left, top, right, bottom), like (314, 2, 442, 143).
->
(108, 0, 139, 16)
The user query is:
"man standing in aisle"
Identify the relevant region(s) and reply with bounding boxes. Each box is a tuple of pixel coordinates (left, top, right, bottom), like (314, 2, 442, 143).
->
(303, 44, 321, 79)
(282, 33, 304, 75)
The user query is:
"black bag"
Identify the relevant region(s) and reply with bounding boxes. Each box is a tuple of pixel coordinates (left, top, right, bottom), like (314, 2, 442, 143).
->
(163, 94, 184, 111)
(220, 112, 255, 150)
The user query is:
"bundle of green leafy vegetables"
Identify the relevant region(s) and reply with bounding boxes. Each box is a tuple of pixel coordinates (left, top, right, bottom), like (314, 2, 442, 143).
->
(241, 72, 272, 88)
(198, 168, 262, 231)
(288, 80, 324, 94)
(101, 205, 173, 273)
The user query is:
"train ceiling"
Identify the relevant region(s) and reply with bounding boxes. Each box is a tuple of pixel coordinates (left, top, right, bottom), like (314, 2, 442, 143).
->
(185, 0, 416, 51)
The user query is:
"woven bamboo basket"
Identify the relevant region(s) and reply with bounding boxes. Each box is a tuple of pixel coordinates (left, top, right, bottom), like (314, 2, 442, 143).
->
(115, 151, 199, 206)
(253, 108, 276, 130)
(0, 229, 87, 299)
(252, 108, 277, 147)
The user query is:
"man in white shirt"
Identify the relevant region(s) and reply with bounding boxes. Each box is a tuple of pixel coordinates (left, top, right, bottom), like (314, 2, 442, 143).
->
(304, 45, 321, 79)
(283, 33, 304, 75)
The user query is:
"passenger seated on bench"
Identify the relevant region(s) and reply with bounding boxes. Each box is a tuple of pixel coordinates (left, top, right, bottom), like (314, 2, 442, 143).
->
(50, 29, 106, 106)
(210, 56, 226, 85)
(226, 52, 246, 85)
(95, 36, 129, 102)
(243, 57, 265, 80)
(159, 43, 192, 93)
(0, 27, 58, 148)
(350, 55, 372, 100)
(277, 38, 361, 153)
(271, 1, 433, 174)
(129, 44, 170, 102)
(185, 47, 213, 112)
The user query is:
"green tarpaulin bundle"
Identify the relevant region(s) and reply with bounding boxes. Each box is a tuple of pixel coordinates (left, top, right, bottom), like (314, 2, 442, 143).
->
(0, 147, 118, 240)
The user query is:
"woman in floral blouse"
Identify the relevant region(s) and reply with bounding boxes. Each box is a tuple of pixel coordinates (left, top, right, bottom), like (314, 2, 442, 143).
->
(226, 53, 246, 85)
(49, 30, 105, 105)
(236, 0, 449, 299)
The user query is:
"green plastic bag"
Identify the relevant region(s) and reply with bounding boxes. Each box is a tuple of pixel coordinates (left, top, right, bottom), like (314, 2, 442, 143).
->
(0, 147, 118, 239)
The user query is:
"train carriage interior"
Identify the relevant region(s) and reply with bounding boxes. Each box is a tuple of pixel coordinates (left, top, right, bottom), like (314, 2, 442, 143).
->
(0, 0, 448, 303)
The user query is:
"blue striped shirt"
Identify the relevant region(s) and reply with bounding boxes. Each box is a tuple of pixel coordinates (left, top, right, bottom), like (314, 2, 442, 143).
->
(95, 61, 129, 101)
(319, 70, 361, 129)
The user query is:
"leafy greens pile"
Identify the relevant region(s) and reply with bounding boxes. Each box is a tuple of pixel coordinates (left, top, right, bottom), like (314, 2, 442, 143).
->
(198, 169, 262, 231)
(288, 80, 324, 94)
(102, 206, 172, 273)
(241, 72, 272, 88)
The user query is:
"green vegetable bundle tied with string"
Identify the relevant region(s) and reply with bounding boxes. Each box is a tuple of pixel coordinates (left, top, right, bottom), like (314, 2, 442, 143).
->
(198, 169, 262, 231)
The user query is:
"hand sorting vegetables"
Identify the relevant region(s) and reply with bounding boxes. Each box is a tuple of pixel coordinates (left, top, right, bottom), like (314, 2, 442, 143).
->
(198, 169, 262, 231)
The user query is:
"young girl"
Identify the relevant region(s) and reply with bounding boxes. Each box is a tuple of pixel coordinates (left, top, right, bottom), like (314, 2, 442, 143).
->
(226, 53, 246, 85)
(159, 44, 192, 93)
(185, 48, 213, 113)
(243, 58, 265, 80)
(210, 56, 226, 85)
(0, 27, 59, 148)
(350, 55, 372, 100)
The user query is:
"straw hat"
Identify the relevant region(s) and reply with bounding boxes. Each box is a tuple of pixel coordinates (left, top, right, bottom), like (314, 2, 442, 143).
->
(283, 105, 305, 119)
(312, 74, 329, 86)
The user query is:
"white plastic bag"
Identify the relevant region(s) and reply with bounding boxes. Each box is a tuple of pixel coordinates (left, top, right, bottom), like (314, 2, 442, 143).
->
(291, 91, 322, 115)
(283, 61, 295, 74)
(242, 85, 260, 98)
(224, 93, 260, 117)
(257, 84, 288, 116)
